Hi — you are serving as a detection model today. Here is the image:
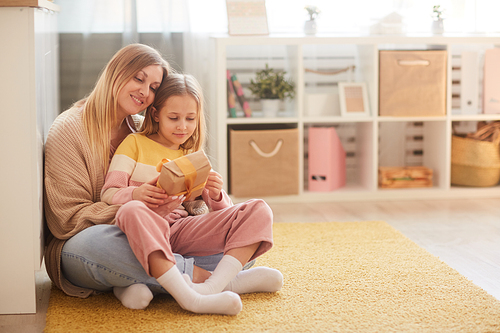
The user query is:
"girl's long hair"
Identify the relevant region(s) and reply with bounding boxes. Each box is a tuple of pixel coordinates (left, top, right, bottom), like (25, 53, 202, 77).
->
(141, 74, 206, 154)
(80, 43, 170, 171)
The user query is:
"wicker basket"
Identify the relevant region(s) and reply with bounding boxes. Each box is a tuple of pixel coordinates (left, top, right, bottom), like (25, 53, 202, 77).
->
(451, 135, 500, 187)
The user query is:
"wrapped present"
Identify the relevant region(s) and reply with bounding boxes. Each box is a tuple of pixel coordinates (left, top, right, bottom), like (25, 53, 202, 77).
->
(378, 166, 432, 188)
(156, 150, 211, 200)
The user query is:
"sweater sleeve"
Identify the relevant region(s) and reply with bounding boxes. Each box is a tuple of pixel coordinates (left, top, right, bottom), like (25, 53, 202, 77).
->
(202, 188, 233, 211)
(101, 135, 139, 205)
(44, 109, 120, 240)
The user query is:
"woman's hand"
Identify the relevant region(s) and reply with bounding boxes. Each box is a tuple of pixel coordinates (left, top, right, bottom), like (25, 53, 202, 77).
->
(205, 170, 224, 201)
(132, 176, 169, 208)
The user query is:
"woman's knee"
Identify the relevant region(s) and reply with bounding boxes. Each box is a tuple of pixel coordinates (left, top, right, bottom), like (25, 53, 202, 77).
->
(63, 224, 122, 253)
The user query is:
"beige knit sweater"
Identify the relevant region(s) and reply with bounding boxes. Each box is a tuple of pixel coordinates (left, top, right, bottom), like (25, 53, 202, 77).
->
(44, 106, 141, 298)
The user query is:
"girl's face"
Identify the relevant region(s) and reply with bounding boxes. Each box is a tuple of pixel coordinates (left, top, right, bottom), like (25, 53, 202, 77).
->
(152, 95, 198, 150)
(116, 65, 163, 121)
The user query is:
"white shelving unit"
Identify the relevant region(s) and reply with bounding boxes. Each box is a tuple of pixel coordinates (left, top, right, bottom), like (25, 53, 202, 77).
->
(208, 33, 500, 203)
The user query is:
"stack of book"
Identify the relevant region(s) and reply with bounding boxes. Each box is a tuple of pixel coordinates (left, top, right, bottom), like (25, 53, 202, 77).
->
(227, 70, 252, 117)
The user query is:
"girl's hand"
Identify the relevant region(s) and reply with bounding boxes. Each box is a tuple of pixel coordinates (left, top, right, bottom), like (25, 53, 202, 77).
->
(132, 176, 169, 208)
(205, 170, 223, 201)
(151, 195, 185, 218)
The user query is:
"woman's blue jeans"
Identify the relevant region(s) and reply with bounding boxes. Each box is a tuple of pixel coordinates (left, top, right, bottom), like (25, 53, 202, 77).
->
(61, 224, 223, 294)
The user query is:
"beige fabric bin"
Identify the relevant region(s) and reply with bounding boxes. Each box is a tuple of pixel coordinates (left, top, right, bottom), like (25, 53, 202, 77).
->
(379, 50, 447, 116)
(230, 128, 299, 197)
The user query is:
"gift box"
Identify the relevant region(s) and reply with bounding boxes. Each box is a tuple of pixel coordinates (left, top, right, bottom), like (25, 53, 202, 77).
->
(378, 166, 432, 188)
(156, 150, 211, 200)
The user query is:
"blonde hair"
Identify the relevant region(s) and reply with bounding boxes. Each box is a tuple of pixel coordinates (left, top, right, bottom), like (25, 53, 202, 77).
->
(80, 43, 170, 171)
(141, 73, 206, 154)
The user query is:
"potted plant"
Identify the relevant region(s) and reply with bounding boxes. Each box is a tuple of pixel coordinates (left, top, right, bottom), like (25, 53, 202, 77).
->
(431, 5, 445, 34)
(248, 64, 295, 117)
(304, 5, 321, 35)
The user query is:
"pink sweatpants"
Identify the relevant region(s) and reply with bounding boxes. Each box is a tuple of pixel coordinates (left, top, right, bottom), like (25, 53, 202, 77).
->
(115, 198, 274, 276)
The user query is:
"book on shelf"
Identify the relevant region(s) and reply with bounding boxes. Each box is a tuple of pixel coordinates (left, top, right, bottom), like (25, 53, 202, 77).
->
(227, 70, 237, 118)
(230, 72, 252, 117)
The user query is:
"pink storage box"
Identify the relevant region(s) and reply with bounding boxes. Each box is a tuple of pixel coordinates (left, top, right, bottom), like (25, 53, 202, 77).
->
(308, 127, 346, 191)
(484, 48, 500, 114)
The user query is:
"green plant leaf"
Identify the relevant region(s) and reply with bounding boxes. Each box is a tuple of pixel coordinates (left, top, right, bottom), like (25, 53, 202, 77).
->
(248, 63, 295, 100)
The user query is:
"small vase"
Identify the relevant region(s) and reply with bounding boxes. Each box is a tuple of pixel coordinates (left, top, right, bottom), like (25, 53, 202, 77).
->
(261, 99, 281, 118)
(304, 20, 317, 35)
(432, 19, 444, 34)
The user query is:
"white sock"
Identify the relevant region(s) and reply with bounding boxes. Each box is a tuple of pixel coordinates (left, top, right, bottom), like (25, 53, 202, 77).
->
(223, 267, 284, 294)
(113, 283, 154, 310)
(184, 267, 284, 295)
(157, 266, 242, 315)
(190, 255, 242, 295)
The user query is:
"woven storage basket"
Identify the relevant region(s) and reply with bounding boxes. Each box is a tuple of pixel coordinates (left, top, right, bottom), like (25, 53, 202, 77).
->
(451, 135, 500, 187)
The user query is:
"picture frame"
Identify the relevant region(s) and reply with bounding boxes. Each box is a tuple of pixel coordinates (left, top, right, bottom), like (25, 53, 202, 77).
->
(338, 82, 370, 117)
(226, 0, 269, 36)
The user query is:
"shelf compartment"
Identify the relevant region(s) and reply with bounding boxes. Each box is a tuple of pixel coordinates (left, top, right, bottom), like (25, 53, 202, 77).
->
(225, 44, 300, 119)
(302, 44, 376, 118)
(304, 122, 375, 193)
(449, 43, 497, 116)
(378, 120, 448, 189)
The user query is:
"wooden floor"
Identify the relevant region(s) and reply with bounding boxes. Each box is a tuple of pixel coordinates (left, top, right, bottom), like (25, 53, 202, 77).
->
(1, 197, 500, 332)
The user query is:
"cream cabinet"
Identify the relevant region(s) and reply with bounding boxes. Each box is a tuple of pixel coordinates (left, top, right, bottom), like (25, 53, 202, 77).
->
(0, 0, 59, 314)
(208, 34, 500, 203)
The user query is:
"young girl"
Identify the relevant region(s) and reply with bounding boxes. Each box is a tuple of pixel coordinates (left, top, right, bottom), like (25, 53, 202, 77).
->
(101, 74, 283, 315)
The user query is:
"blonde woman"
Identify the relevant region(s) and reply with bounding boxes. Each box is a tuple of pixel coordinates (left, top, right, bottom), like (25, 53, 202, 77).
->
(44, 44, 224, 311)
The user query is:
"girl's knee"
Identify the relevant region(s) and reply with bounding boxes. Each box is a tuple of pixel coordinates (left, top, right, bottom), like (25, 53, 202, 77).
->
(117, 200, 147, 214)
(116, 200, 148, 227)
(236, 199, 273, 231)
(247, 199, 273, 220)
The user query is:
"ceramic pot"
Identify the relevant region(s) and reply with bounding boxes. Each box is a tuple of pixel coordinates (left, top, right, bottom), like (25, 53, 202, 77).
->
(304, 20, 317, 35)
(261, 99, 281, 117)
(432, 19, 444, 34)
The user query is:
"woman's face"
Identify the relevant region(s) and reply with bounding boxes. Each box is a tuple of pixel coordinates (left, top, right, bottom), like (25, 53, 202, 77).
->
(152, 95, 198, 150)
(116, 64, 163, 120)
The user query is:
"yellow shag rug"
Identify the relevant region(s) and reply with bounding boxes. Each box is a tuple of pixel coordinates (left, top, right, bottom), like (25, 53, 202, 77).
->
(45, 221, 500, 332)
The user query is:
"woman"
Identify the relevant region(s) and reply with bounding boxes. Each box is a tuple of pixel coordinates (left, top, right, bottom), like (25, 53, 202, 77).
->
(44, 44, 223, 311)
